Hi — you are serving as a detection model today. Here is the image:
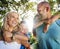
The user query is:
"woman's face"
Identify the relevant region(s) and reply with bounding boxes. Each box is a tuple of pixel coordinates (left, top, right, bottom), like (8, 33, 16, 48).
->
(8, 13, 19, 27)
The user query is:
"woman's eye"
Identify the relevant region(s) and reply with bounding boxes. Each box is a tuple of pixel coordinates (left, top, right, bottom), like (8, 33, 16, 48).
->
(17, 18, 18, 19)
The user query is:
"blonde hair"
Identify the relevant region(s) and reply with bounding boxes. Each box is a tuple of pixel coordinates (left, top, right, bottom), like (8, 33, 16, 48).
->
(3, 11, 19, 32)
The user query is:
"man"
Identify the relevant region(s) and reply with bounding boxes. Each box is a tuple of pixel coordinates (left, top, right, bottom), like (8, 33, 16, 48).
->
(33, 1, 60, 49)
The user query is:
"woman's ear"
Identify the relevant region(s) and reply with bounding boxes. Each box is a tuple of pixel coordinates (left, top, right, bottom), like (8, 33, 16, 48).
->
(46, 7, 49, 12)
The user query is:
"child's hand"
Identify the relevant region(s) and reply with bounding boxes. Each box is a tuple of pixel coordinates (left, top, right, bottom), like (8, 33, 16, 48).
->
(43, 24, 50, 33)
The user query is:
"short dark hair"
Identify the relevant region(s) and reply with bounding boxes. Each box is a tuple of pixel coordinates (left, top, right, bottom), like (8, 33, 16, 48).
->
(37, 1, 50, 9)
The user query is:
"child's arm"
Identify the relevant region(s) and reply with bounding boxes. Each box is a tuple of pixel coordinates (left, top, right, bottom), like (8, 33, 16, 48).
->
(34, 14, 60, 29)
(34, 20, 44, 28)
(13, 34, 29, 41)
(13, 34, 30, 49)
(51, 14, 60, 23)
(43, 14, 60, 33)
(34, 14, 60, 33)
(21, 40, 30, 49)
(34, 14, 44, 28)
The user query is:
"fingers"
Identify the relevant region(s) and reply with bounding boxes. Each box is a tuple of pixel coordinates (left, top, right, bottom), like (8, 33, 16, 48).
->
(13, 34, 29, 41)
(21, 41, 30, 48)
(43, 24, 50, 33)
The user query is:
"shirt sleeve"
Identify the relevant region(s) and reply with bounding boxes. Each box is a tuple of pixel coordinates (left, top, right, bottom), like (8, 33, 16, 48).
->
(56, 19, 60, 26)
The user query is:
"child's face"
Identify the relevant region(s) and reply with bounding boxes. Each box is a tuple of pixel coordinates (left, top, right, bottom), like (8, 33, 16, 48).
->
(19, 23, 28, 34)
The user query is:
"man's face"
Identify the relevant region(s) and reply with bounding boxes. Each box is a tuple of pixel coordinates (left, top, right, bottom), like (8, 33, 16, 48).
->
(37, 5, 48, 20)
(8, 13, 19, 27)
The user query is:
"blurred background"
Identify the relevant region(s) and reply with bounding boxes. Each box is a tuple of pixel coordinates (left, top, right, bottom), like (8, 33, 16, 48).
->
(0, 0, 60, 30)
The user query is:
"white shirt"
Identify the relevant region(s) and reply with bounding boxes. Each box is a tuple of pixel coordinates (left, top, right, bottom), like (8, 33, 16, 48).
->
(0, 41, 21, 49)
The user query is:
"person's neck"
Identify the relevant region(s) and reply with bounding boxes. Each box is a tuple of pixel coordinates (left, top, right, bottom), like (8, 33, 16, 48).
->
(42, 13, 52, 24)
(8, 26, 13, 32)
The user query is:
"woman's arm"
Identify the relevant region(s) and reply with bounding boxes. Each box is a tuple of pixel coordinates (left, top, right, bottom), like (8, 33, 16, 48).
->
(3, 31, 13, 43)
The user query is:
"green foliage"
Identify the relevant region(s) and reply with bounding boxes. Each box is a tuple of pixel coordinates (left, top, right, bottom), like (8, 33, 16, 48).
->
(21, 0, 28, 5)
(54, 11, 60, 15)
(0, 22, 2, 29)
(30, 36, 36, 45)
(56, 0, 60, 4)
(25, 2, 36, 11)
(48, 0, 56, 13)
(0, 10, 6, 15)
(48, 0, 60, 15)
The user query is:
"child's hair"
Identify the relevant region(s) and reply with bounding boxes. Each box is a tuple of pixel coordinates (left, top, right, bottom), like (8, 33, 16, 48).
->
(18, 21, 28, 34)
(19, 21, 26, 28)
(20, 21, 26, 25)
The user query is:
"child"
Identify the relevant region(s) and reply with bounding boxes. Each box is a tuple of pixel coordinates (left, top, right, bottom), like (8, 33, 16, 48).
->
(18, 21, 31, 49)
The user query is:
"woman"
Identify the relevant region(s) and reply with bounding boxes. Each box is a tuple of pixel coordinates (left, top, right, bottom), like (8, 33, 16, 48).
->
(0, 11, 29, 49)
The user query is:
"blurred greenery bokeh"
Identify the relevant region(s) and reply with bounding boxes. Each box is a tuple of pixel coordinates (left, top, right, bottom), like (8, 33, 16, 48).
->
(0, 0, 60, 28)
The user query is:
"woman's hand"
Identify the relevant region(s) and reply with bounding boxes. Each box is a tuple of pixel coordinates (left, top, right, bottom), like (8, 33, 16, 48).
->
(3, 31, 13, 43)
